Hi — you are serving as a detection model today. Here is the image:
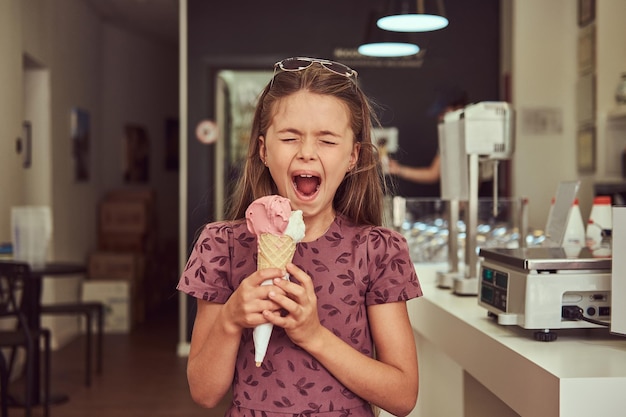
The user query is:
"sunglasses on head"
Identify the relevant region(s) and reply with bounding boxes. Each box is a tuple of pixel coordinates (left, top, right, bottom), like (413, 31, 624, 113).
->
(271, 57, 358, 87)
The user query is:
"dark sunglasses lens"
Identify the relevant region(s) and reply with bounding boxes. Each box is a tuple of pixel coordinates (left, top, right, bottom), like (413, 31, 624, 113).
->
(280, 58, 313, 71)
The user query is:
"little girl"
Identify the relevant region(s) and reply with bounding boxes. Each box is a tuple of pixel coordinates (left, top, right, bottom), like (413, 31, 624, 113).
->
(178, 57, 422, 417)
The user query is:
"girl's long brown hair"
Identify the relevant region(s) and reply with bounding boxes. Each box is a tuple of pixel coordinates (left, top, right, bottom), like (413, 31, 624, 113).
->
(226, 62, 388, 226)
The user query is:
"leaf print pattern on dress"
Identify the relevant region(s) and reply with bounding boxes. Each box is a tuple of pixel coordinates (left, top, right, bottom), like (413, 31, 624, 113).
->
(336, 252, 351, 264)
(301, 358, 321, 371)
(211, 254, 230, 267)
(337, 270, 356, 286)
(273, 396, 294, 408)
(302, 403, 323, 416)
(321, 304, 340, 317)
(371, 288, 391, 305)
(368, 231, 384, 251)
(260, 360, 277, 377)
(293, 377, 315, 396)
(194, 263, 207, 283)
(235, 230, 255, 250)
(243, 374, 260, 388)
(325, 231, 343, 247)
(198, 237, 212, 253)
(348, 328, 362, 345)
(312, 258, 329, 273)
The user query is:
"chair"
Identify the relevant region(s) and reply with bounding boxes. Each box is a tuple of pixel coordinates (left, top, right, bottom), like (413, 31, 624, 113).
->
(0, 261, 51, 417)
(0, 353, 8, 417)
(39, 300, 104, 387)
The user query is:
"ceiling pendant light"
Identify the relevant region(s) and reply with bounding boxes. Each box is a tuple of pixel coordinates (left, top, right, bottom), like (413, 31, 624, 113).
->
(358, 12, 420, 58)
(377, 0, 449, 32)
(358, 42, 420, 58)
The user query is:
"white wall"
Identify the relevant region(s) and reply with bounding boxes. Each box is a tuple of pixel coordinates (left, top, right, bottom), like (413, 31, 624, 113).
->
(512, 0, 626, 230)
(0, 1, 26, 231)
(511, 0, 578, 229)
(596, 1, 626, 181)
(45, 0, 103, 261)
(0, 0, 178, 258)
(23, 66, 52, 205)
(0, 0, 178, 348)
(0, 0, 103, 259)
(100, 24, 179, 244)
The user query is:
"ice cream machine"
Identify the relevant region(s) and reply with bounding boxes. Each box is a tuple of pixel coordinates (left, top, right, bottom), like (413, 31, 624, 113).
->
(436, 101, 515, 294)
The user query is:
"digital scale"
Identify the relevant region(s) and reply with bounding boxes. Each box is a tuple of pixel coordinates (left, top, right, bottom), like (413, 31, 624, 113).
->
(478, 246, 612, 341)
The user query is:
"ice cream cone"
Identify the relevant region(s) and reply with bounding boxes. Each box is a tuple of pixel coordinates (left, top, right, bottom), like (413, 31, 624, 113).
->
(246, 196, 305, 367)
(257, 234, 296, 270)
(254, 233, 297, 366)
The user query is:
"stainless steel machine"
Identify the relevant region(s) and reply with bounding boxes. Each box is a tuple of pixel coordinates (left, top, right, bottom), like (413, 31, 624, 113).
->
(435, 101, 516, 294)
(435, 108, 466, 288)
(478, 246, 612, 341)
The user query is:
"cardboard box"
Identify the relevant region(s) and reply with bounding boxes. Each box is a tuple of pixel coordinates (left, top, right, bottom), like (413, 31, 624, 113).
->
(105, 187, 156, 205)
(99, 200, 151, 235)
(88, 252, 145, 281)
(82, 280, 143, 333)
(97, 232, 156, 253)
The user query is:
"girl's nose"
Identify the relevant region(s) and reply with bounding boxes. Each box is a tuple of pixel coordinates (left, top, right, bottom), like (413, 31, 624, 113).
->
(297, 138, 317, 160)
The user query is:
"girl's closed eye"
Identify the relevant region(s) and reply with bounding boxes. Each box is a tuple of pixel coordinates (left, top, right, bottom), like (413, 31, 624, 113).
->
(319, 136, 339, 145)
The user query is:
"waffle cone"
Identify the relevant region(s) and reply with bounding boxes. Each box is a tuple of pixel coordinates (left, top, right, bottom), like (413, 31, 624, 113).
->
(257, 234, 296, 270)
(253, 233, 296, 367)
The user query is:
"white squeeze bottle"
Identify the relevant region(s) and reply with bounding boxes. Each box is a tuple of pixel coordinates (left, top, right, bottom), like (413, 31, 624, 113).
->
(545, 197, 555, 230)
(586, 195, 612, 250)
(562, 198, 585, 257)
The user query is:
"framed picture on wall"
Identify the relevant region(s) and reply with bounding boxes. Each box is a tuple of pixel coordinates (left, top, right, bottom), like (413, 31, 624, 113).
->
(578, 0, 595, 27)
(71, 108, 90, 182)
(22, 121, 32, 169)
(577, 25, 595, 75)
(577, 125, 595, 173)
(123, 124, 150, 183)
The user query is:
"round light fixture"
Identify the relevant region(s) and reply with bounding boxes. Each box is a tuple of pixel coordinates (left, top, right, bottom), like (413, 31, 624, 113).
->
(357, 42, 420, 58)
(377, 14, 448, 32)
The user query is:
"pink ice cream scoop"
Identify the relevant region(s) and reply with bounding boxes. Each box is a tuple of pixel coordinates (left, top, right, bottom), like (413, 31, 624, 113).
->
(245, 195, 292, 236)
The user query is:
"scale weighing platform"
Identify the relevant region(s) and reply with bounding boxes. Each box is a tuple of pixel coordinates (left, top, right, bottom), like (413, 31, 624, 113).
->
(478, 246, 611, 341)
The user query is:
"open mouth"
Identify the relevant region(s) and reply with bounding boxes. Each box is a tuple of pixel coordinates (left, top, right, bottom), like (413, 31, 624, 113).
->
(293, 174, 320, 197)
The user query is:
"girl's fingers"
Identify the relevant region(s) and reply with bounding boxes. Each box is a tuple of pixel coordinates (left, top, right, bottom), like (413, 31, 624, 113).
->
(251, 268, 286, 285)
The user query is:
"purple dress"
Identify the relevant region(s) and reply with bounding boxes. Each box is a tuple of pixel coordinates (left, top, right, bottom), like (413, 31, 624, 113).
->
(178, 215, 422, 417)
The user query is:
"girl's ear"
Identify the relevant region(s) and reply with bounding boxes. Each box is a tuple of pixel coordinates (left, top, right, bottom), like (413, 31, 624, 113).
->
(258, 136, 266, 164)
(349, 142, 360, 170)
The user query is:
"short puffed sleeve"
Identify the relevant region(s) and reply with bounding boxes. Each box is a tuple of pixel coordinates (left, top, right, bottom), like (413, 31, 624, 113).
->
(365, 227, 423, 306)
(177, 221, 246, 303)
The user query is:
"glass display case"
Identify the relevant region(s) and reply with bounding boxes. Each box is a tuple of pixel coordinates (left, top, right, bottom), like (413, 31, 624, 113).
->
(388, 197, 531, 263)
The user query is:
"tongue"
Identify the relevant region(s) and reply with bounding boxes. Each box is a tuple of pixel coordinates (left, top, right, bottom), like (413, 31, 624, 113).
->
(296, 176, 318, 196)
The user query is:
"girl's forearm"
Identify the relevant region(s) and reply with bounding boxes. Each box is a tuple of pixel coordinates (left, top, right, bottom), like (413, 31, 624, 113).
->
(187, 303, 241, 408)
(301, 325, 418, 417)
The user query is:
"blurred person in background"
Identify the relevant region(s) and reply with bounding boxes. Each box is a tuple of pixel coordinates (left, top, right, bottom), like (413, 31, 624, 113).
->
(387, 88, 468, 185)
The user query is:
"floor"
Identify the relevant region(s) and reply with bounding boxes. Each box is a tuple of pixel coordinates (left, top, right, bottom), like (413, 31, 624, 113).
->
(5, 297, 232, 417)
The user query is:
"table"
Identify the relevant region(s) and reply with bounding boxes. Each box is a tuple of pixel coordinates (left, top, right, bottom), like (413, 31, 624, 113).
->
(406, 263, 626, 417)
(20, 262, 86, 406)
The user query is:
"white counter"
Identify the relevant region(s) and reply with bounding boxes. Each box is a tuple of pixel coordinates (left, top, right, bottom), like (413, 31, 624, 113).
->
(406, 263, 626, 417)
